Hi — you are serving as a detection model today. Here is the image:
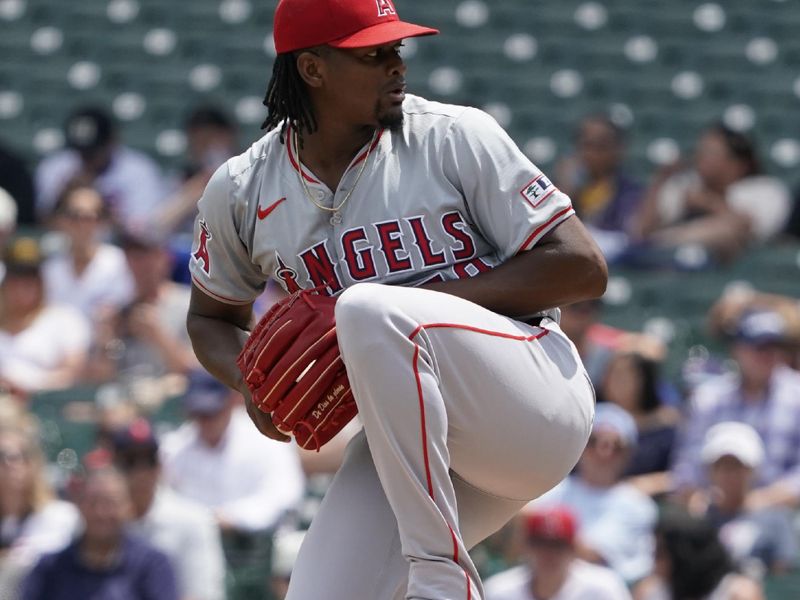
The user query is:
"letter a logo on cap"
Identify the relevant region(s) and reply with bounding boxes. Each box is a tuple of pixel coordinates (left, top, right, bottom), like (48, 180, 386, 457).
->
(376, 0, 396, 17)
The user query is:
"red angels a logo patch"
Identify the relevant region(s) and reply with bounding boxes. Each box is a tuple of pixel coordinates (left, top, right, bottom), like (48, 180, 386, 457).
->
(275, 253, 301, 293)
(376, 0, 396, 17)
(193, 220, 212, 274)
(519, 174, 556, 209)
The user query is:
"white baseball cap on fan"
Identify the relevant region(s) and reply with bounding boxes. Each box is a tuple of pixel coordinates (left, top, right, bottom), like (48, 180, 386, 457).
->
(701, 421, 765, 469)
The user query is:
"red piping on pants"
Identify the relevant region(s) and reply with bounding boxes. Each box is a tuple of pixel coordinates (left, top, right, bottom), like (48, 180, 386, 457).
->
(408, 321, 550, 600)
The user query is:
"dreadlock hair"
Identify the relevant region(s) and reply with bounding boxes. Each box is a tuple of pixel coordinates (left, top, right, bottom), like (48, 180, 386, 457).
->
(261, 52, 318, 145)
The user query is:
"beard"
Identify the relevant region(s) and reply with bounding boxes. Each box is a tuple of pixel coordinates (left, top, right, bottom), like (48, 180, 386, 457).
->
(375, 100, 405, 132)
(378, 113, 404, 132)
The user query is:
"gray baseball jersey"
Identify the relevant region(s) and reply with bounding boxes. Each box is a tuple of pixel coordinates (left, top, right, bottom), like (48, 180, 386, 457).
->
(189, 95, 574, 302)
(189, 94, 593, 600)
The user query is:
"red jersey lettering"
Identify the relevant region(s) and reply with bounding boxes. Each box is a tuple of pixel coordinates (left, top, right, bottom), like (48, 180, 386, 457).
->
(441, 212, 476, 261)
(299, 241, 343, 294)
(341, 227, 378, 281)
(375, 221, 412, 272)
(407, 216, 446, 267)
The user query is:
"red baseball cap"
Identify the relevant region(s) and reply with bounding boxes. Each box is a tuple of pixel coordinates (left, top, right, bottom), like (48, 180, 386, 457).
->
(274, 0, 439, 55)
(524, 506, 577, 544)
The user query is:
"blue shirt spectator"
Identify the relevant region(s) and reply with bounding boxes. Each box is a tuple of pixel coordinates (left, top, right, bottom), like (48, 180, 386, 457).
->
(555, 115, 643, 236)
(21, 534, 177, 600)
(671, 350, 800, 507)
(22, 466, 177, 600)
(554, 115, 643, 263)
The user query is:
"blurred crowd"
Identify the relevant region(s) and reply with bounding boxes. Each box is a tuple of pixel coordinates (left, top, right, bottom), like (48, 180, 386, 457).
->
(0, 104, 799, 600)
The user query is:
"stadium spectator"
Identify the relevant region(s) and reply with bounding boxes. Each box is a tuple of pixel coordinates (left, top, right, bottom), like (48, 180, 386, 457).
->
(555, 114, 643, 261)
(0, 236, 90, 394)
(111, 418, 227, 600)
(671, 309, 800, 510)
(485, 506, 631, 600)
(34, 107, 168, 232)
(0, 187, 18, 283)
(634, 506, 764, 600)
(21, 466, 178, 600)
(633, 123, 791, 263)
(160, 370, 305, 534)
(599, 351, 679, 496)
(0, 141, 35, 226)
(42, 184, 135, 318)
(707, 287, 800, 371)
(156, 106, 238, 238)
(0, 425, 79, 598)
(88, 230, 196, 382)
(532, 403, 658, 584)
(692, 422, 797, 576)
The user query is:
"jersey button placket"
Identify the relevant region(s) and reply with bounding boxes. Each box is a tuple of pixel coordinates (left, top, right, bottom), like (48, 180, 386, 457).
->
(329, 188, 343, 227)
(330, 169, 353, 228)
(330, 187, 347, 225)
(309, 187, 336, 225)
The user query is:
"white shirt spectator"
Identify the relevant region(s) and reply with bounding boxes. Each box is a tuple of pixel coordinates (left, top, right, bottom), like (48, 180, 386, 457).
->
(533, 477, 657, 584)
(0, 499, 79, 597)
(42, 244, 135, 318)
(128, 486, 227, 600)
(485, 561, 632, 600)
(0, 305, 91, 391)
(35, 147, 168, 231)
(656, 172, 791, 242)
(160, 408, 305, 532)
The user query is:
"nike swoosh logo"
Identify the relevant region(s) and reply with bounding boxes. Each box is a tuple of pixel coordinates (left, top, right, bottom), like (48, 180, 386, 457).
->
(257, 197, 286, 220)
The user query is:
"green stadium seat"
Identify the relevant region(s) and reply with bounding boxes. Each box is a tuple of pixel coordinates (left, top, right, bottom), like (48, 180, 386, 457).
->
(222, 530, 276, 600)
(28, 386, 101, 463)
(764, 570, 800, 600)
(1, 0, 800, 183)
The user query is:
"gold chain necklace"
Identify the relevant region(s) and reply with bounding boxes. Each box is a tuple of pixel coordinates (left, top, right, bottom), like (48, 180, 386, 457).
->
(293, 128, 376, 214)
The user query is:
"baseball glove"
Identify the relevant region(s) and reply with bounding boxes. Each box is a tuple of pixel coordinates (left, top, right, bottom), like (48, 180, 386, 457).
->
(236, 288, 357, 451)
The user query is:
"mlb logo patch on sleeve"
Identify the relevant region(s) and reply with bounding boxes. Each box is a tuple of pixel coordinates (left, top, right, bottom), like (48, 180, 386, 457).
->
(519, 174, 556, 208)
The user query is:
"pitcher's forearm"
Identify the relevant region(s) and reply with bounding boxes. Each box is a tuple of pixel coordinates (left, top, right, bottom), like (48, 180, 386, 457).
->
(422, 216, 607, 317)
(187, 284, 256, 390)
(186, 312, 250, 391)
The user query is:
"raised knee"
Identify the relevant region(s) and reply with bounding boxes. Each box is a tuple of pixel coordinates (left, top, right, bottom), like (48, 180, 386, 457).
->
(335, 283, 394, 341)
(336, 283, 382, 324)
